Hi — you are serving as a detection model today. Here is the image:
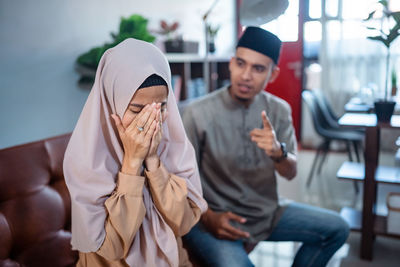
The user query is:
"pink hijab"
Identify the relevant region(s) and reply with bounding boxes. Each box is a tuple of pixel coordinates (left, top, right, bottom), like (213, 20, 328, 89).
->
(64, 38, 207, 266)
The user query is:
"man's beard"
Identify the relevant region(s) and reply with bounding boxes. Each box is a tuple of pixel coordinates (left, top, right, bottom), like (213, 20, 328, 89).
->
(235, 95, 250, 102)
(228, 85, 251, 102)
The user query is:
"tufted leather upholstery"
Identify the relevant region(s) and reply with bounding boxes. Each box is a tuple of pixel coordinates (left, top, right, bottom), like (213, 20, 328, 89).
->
(0, 134, 78, 267)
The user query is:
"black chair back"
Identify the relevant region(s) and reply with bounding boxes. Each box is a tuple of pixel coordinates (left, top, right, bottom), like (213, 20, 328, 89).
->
(312, 90, 341, 128)
(302, 90, 333, 137)
(301, 89, 363, 191)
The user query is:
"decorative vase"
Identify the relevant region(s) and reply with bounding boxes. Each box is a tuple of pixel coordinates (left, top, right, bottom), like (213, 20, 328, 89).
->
(208, 41, 215, 53)
(374, 100, 396, 122)
(391, 86, 397, 97)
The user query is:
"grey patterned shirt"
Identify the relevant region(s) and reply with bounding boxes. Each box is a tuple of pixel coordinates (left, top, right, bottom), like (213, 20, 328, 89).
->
(182, 86, 297, 242)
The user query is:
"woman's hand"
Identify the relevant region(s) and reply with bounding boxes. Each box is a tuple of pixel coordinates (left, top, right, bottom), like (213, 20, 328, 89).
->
(145, 103, 163, 171)
(111, 104, 158, 175)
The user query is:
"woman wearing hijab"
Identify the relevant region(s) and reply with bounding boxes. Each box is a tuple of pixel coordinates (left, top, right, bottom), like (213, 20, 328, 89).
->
(63, 38, 207, 267)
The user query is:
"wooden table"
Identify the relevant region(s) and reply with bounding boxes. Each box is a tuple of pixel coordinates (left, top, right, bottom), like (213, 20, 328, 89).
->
(344, 102, 373, 113)
(337, 113, 400, 260)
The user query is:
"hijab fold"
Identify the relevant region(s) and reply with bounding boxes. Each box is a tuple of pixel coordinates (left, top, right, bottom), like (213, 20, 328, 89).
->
(64, 38, 207, 267)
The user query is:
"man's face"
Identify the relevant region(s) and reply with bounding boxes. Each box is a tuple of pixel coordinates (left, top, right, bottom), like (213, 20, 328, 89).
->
(229, 47, 279, 103)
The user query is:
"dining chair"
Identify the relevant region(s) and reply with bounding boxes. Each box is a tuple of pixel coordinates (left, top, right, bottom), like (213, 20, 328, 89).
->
(313, 89, 364, 162)
(301, 90, 364, 193)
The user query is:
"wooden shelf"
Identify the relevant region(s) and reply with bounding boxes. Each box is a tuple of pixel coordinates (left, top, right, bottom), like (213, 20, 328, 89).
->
(340, 207, 400, 239)
(337, 161, 400, 185)
(166, 53, 231, 63)
(168, 58, 230, 100)
(338, 113, 400, 260)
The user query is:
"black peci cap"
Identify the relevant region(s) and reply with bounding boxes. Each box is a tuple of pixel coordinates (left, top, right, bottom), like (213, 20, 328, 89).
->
(237, 26, 282, 64)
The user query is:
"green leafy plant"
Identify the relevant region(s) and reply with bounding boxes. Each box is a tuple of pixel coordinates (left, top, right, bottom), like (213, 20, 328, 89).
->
(77, 14, 155, 70)
(365, 0, 400, 101)
(206, 24, 220, 38)
(392, 67, 397, 87)
(392, 67, 398, 96)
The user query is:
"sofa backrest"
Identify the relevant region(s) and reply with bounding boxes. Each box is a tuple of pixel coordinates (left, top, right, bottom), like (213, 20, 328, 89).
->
(0, 133, 78, 267)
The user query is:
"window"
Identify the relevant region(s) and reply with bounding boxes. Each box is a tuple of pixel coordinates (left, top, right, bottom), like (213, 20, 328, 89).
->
(306, 0, 400, 112)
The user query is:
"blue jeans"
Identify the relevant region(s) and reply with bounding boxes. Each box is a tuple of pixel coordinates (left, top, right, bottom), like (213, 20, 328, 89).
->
(183, 202, 349, 267)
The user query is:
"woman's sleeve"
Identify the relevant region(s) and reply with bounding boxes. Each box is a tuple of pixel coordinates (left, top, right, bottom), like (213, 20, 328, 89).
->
(96, 172, 146, 261)
(145, 163, 201, 236)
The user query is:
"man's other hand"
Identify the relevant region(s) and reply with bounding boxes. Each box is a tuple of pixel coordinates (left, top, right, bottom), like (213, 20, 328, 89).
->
(201, 209, 250, 240)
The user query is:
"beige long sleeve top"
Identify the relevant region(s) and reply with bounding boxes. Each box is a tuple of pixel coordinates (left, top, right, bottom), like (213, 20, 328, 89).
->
(76, 162, 201, 267)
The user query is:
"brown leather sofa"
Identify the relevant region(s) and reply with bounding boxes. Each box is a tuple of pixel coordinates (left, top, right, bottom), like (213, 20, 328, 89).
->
(0, 133, 229, 267)
(0, 133, 78, 267)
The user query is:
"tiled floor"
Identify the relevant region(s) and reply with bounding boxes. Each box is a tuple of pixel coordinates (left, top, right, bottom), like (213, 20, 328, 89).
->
(248, 149, 400, 266)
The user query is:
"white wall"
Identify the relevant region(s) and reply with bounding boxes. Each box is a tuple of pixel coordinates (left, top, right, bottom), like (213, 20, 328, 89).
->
(0, 0, 235, 148)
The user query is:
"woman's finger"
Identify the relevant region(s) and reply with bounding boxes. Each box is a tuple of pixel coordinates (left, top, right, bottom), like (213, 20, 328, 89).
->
(155, 105, 161, 123)
(145, 119, 157, 138)
(126, 104, 153, 133)
(138, 104, 157, 131)
(145, 105, 158, 130)
(144, 120, 157, 145)
(153, 121, 161, 140)
(125, 104, 148, 132)
(141, 103, 160, 134)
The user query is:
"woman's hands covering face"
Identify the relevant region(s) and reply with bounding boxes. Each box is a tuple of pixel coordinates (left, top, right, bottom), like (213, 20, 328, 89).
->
(111, 103, 163, 175)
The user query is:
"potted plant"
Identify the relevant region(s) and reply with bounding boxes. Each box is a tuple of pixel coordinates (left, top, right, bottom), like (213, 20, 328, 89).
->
(365, 0, 400, 122)
(159, 20, 180, 42)
(76, 14, 155, 85)
(206, 24, 220, 53)
(159, 20, 199, 53)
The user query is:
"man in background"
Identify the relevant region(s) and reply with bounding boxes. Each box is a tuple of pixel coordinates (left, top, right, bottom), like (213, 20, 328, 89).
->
(182, 26, 349, 267)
